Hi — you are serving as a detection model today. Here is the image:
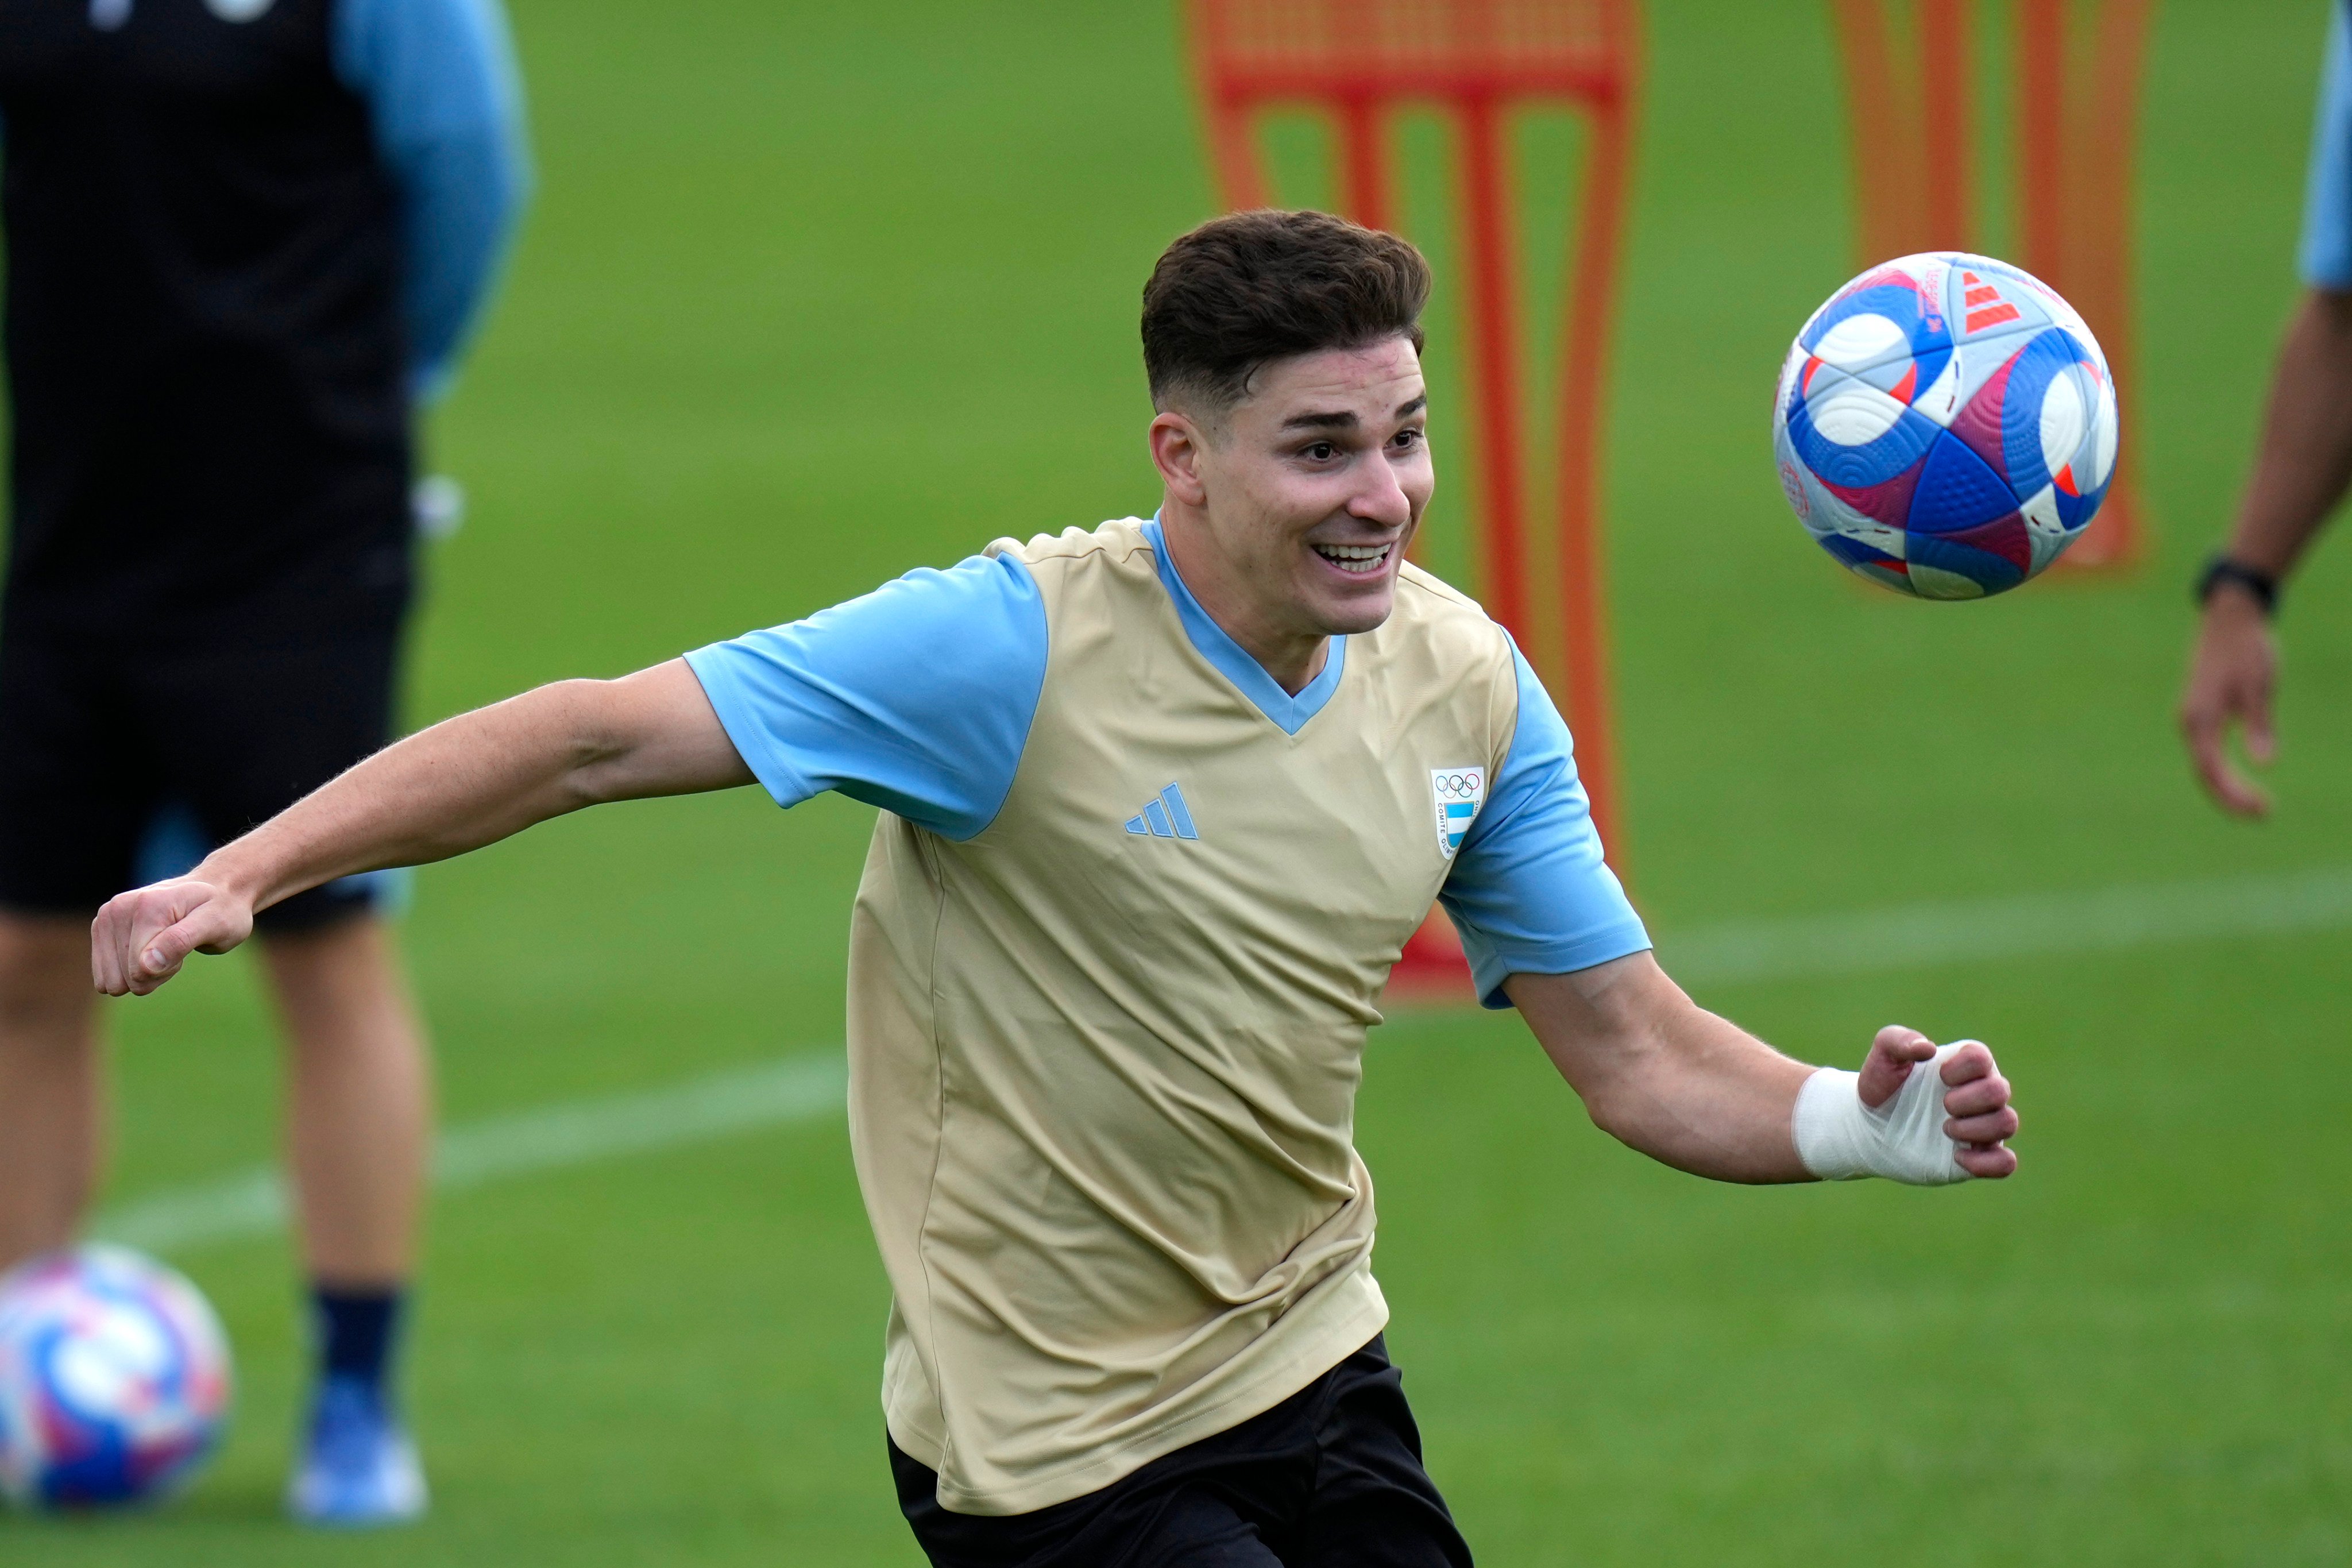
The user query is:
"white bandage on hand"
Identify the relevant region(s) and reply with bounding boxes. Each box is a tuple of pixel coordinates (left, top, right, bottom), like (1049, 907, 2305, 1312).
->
(1791, 1041, 1974, 1186)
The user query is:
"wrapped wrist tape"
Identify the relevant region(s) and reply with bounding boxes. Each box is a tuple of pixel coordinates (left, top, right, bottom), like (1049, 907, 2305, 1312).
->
(1791, 1041, 1973, 1186)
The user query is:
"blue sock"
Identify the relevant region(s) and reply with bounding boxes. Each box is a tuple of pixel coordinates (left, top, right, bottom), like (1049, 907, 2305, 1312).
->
(310, 1285, 406, 1400)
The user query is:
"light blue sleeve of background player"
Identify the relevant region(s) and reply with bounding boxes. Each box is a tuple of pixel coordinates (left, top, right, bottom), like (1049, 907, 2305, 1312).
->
(682, 553, 1049, 841)
(1440, 642, 1652, 1010)
(2300, 0, 2352, 287)
(333, 0, 533, 399)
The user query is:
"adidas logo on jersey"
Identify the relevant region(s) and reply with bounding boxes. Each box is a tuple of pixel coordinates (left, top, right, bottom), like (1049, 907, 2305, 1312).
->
(1123, 783, 1198, 840)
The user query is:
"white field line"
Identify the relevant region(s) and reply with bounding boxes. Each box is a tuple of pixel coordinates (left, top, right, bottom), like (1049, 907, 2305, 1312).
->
(1660, 863, 2352, 989)
(94, 1053, 846, 1257)
(93, 864, 2352, 1257)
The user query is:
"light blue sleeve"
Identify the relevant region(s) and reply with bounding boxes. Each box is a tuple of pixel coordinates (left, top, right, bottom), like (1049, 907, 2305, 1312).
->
(333, 0, 533, 398)
(2301, 0, 2352, 287)
(682, 553, 1049, 840)
(1439, 643, 1651, 1010)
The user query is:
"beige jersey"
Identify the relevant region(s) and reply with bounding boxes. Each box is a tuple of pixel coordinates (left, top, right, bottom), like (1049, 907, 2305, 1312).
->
(688, 516, 1646, 1515)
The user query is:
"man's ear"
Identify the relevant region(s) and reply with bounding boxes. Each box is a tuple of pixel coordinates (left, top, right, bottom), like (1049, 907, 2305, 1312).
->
(1149, 410, 1212, 508)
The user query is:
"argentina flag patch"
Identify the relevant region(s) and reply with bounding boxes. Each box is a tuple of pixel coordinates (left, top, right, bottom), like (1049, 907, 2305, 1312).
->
(1430, 767, 1485, 860)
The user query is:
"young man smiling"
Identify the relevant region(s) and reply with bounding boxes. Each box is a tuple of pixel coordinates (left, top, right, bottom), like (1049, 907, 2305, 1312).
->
(91, 211, 2018, 1565)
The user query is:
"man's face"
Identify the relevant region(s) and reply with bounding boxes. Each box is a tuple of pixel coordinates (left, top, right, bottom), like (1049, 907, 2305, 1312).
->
(1175, 337, 1433, 641)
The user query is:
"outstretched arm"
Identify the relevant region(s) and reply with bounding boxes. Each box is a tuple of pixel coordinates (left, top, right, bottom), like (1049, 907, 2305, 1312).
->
(93, 661, 748, 996)
(1506, 953, 2017, 1184)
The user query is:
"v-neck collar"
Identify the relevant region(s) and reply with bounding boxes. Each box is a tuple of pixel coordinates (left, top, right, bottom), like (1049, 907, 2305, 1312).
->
(1141, 516, 1347, 737)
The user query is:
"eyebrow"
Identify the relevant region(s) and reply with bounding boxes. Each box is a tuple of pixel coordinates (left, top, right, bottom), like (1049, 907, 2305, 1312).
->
(1278, 395, 1428, 433)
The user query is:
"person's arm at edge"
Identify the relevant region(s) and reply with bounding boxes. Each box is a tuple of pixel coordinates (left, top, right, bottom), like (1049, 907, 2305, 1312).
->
(2180, 287, 2352, 814)
(2218, 290, 2352, 582)
(93, 662, 744, 996)
(2181, 7, 2352, 815)
(1504, 957, 2019, 1184)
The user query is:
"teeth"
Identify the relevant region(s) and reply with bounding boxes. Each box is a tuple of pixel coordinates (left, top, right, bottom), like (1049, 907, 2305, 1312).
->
(1313, 543, 1393, 576)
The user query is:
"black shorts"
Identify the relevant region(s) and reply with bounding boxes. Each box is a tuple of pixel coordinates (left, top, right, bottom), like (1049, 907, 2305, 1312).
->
(0, 625, 401, 930)
(891, 1336, 1473, 1568)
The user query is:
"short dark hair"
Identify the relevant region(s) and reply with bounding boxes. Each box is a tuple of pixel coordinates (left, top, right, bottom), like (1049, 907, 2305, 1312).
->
(1141, 209, 1431, 415)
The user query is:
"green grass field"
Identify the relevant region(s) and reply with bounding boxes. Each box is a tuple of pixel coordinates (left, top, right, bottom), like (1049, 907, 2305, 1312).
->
(8, 1, 2350, 1562)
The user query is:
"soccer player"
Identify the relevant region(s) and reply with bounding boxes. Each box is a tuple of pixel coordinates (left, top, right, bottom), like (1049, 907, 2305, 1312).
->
(91, 212, 2017, 1565)
(0, 0, 528, 1527)
(2180, 1, 2352, 814)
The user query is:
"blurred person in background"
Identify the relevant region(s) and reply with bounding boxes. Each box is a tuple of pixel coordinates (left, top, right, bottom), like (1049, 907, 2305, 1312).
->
(0, 0, 528, 1527)
(2181, 0, 2352, 813)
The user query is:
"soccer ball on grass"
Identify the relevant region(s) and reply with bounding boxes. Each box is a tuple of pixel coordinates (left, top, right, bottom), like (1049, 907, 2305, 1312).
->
(0, 1244, 231, 1509)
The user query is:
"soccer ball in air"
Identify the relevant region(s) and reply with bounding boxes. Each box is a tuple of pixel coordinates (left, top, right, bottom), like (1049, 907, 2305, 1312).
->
(1771, 252, 2119, 598)
(0, 1245, 231, 1509)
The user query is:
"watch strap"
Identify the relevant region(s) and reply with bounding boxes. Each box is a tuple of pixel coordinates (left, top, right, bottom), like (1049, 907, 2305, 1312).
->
(2196, 555, 2280, 618)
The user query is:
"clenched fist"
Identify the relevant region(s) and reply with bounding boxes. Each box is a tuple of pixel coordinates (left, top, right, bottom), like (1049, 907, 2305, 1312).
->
(91, 880, 256, 997)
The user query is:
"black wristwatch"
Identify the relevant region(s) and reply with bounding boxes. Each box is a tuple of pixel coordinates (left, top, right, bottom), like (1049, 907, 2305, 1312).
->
(2196, 555, 2280, 619)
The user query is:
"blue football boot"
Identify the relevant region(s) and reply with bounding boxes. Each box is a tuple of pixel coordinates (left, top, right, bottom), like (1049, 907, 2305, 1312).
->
(286, 1375, 427, 1527)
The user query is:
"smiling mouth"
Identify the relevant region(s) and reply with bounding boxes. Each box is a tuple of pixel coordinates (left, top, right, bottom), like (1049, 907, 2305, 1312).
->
(1312, 542, 1395, 576)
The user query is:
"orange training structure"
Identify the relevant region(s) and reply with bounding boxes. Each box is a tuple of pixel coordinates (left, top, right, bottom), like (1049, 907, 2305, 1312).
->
(1185, 0, 1644, 1001)
(1825, 0, 2156, 568)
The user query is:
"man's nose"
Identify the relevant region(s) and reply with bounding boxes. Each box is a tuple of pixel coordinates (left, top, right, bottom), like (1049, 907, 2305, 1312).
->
(1347, 453, 1413, 530)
